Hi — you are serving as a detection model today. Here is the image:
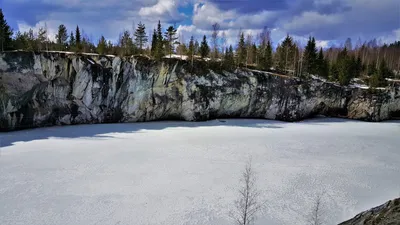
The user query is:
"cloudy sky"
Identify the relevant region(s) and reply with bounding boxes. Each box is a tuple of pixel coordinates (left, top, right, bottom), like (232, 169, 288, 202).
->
(1, 0, 399, 48)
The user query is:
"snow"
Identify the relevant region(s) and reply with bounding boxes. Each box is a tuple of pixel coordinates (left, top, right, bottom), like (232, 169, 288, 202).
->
(311, 75, 327, 82)
(163, 54, 189, 60)
(87, 58, 95, 65)
(0, 118, 399, 225)
(349, 84, 370, 89)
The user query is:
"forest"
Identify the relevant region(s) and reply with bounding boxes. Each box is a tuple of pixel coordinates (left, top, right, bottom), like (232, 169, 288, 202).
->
(1, 8, 399, 88)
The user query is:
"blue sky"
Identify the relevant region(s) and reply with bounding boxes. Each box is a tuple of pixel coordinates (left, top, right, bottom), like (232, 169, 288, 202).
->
(1, 0, 399, 48)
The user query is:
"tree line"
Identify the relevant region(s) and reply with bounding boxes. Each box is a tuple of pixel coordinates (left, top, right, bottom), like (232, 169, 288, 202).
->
(1, 8, 399, 87)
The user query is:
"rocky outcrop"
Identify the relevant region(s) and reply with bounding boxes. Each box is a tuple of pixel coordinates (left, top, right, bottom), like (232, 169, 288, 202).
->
(339, 198, 400, 225)
(0, 51, 399, 131)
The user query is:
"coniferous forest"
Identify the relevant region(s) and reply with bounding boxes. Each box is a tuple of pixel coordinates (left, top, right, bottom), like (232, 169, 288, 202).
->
(1, 8, 399, 88)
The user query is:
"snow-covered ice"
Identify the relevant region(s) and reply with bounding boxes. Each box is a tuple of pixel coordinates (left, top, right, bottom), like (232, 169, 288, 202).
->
(0, 118, 399, 225)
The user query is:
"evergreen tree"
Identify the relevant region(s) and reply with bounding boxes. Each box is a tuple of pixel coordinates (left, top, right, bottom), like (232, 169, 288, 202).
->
(194, 40, 200, 55)
(200, 35, 210, 59)
(134, 22, 147, 54)
(155, 20, 165, 59)
(69, 31, 75, 50)
(0, 9, 13, 51)
(329, 62, 339, 81)
(370, 59, 389, 87)
(75, 26, 81, 51)
(275, 35, 298, 74)
(27, 29, 36, 51)
(303, 37, 318, 76)
(367, 63, 377, 76)
(37, 27, 47, 51)
(250, 43, 257, 65)
(150, 29, 157, 57)
(119, 30, 134, 56)
(14, 31, 29, 50)
(55, 24, 68, 51)
(355, 56, 363, 78)
(97, 35, 107, 55)
(316, 48, 329, 78)
(259, 40, 273, 71)
(337, 48, 352, 85)
(164, 25, 178, 57)
(265, 41, 273, 70)
(224, 45, 235, 70)
(187, 36, 195, 61)
(237, 32, 246, 65)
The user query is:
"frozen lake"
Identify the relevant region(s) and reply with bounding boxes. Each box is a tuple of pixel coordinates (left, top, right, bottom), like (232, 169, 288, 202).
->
(0, 118, 399, 225)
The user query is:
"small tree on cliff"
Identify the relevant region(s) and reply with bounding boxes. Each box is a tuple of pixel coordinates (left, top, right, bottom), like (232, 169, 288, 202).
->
(97, 35, 107, 55)
(303, 37, 318, 76)
(0, 9, 13, 51)
(237, 32, 246, 66)
(187, 35, 195, 65)
(75, 26, 81, 52)
(55, 24, 68, 51)
(200, 35, 210, 59)
(164, 25, 178, 58)
(134, 21, 147, 54)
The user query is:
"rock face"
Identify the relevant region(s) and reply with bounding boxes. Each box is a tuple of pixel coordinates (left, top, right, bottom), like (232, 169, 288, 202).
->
(339, 198, 400, 225)
(0, 51, 399, 131)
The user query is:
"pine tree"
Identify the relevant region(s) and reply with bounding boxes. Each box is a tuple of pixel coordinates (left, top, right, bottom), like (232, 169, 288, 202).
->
(27, 29, 36, 51)
(150, 29, 157, 57)
(164, 25, 178, 57)
(303, 37, 318, 76)
(316, 48, 329, 78)
(14, 31, 29, 50)
(237, 32, 246, 66)
(200, 35, 210, 59)
(155, 20, 165, 60)
(251, 43, 257, 65)
(37, 27, 47, 51)
(55, 24, 68, 51)
(337, 48, 351, 85)
(275, 35, 298, 74)
(265, 41, 273, 70)
(194, 40, 200, 55)
(187, 36, 195, 61)
(224, 45, 235, 70)
(258, 38, 273, 71)
(0, 9, 13, 51)
(370, 59, 389, 87)
(134, 22, 147, 54)
(119, 30, 134, 56)
(75, 26, 81, 51)
(97, 35, 107, 55)
(355, 56, 363, 78)
(69, 31, 75, 50)
(329, 62, 339, 81)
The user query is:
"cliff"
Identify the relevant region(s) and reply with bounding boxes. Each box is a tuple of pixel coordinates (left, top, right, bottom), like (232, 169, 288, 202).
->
(339, 198, 400, 225)
(0, 51, 399, 131)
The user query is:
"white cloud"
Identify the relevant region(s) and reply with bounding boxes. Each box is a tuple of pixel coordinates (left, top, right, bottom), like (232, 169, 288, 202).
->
(139, 0, 186, 23)
(17, 20, 60, 42)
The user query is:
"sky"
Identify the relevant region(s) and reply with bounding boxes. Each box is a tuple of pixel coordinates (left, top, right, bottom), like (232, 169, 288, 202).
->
(1, 0, 399, 48)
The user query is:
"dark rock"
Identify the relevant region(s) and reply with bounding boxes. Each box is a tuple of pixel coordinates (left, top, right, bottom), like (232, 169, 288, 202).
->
(1, 51, 399, 131)
(339, 198, 400, 225)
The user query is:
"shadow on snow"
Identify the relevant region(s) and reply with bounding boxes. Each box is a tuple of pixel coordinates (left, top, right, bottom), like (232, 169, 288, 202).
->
(1, 117, 399, 148)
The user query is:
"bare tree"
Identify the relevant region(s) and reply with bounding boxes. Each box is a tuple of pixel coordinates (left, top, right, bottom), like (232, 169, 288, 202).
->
(231, 159, 264, 225)
(308, 193, 325, 225)
(211, 23, 220, 60)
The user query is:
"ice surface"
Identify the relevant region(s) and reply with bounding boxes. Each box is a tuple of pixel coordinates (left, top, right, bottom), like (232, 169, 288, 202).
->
(0, 118, 399, 225)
